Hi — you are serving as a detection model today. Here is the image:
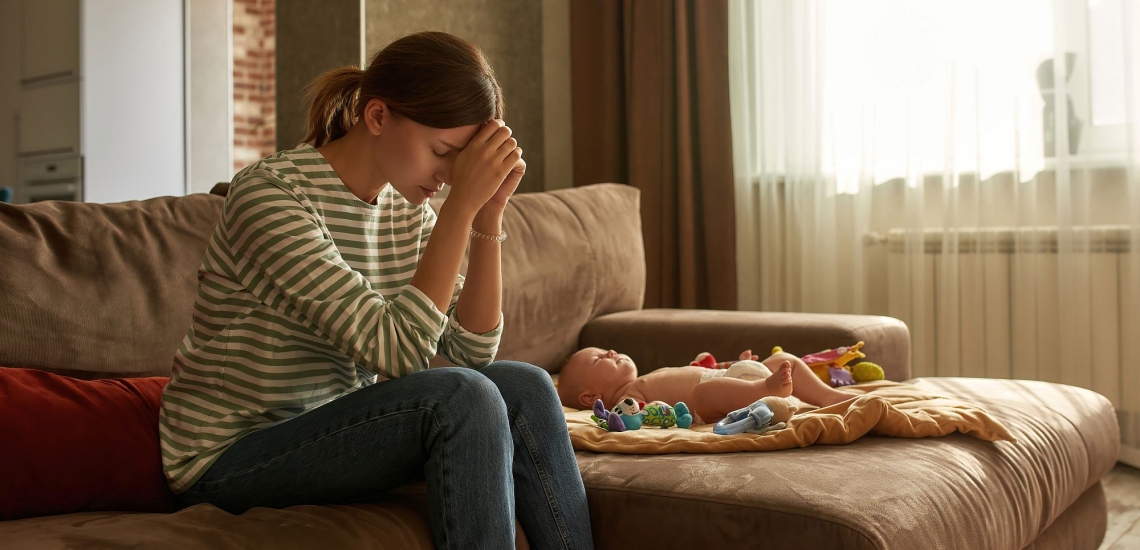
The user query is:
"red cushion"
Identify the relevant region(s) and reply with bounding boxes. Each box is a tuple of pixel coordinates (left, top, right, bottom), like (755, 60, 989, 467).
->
(0, 367, 176, 520)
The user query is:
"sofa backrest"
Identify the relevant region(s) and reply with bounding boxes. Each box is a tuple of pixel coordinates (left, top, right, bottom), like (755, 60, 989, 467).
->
(0, 195, 224, 378)
(0, 183, 645, 378)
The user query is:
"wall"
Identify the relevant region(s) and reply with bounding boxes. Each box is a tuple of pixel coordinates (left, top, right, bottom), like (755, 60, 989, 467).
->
(233, 0, 276, 171)
(0, 1, 19, 197)
(186, 0, 234, 194)
(82, 0, 185, 203)
(541, 0, 573, 191)
(365, 0, 546, 193)
(275, 0, 361, 151)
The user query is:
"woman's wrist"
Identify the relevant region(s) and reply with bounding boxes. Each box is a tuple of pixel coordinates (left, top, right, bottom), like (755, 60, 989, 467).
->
(438, 198, 480, 227)
(472, 204, 505, 235)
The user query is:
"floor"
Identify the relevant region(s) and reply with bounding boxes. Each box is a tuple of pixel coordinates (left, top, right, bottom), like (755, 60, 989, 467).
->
(1101, 462, 1140, 549)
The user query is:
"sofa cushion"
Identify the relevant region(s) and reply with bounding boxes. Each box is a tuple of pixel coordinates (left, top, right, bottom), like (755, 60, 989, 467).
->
(0, 195, 223, 378)
(0, 367, 176, 520)
(0, 483, 530, 549)
(575, 377, 1119, 549)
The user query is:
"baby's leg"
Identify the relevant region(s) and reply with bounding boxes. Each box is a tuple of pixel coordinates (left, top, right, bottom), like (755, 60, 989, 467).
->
(762, 352, 853, 408)
(689, 363, 792, 423)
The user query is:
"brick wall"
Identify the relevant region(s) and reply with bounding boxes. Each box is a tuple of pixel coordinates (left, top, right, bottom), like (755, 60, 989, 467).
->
(233, 0, 275, 172)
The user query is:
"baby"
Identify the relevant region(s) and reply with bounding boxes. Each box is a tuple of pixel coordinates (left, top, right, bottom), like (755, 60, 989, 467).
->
(557, 347, 855, 424)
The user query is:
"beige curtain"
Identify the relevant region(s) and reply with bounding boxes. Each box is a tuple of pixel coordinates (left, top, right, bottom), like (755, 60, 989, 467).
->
(729, 0, 1140, 466)
(570, 0, 737, 310)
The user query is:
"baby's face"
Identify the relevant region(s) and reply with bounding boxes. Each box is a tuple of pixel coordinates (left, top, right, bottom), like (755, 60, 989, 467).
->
(558, 347, 639, 408)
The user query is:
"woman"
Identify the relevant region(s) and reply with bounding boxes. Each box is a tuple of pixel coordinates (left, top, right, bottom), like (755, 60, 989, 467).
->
(158, 31, 593, 549)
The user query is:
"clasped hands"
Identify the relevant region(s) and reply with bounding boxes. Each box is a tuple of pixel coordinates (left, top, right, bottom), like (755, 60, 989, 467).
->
(447, 119, 525, 218)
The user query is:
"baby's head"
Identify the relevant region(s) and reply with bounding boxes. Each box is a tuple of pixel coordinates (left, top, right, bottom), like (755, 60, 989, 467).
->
(556, 347, 639, 409)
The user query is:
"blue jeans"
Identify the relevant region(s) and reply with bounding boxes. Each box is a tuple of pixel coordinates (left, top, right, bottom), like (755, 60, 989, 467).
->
(175, 361, 593, 550)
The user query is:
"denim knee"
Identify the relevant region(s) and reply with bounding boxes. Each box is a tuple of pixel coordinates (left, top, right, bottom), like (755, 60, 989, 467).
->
(430, 367, 510, 429)
(480, 361, 559, 410)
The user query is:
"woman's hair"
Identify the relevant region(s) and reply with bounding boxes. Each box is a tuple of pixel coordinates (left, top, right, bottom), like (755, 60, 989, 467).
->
(301, 31, 505, 147)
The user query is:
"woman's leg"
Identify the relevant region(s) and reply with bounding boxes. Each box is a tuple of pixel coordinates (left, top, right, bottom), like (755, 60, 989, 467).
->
(478, 361, 594, 550)
(175, 367, 515, 549)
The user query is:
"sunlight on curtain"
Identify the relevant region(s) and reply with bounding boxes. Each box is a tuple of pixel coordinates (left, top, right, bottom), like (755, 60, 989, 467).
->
(729, 0, 1140, 465)
(822, 1, 1053, 192)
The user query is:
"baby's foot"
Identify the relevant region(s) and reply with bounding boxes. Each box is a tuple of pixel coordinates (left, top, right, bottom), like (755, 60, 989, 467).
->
(765, 361, 794, 397)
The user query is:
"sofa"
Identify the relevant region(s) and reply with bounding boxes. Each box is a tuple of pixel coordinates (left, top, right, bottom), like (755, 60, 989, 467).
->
(0, 183, 1120, 549)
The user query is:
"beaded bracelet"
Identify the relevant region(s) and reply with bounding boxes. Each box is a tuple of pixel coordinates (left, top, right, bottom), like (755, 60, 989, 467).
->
(470, 228, 508, 243)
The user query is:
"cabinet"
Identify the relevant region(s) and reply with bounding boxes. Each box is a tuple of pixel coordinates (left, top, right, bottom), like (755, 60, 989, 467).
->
(20, 0, 80, 84)
(19, 154, 82, 203)
(18, 81, 79, 156)
(12, 0, 186, 204)
(17, 0, 81, 202)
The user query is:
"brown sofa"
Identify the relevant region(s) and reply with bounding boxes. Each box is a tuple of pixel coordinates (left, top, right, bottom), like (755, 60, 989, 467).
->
(0, 183, 1119, 549)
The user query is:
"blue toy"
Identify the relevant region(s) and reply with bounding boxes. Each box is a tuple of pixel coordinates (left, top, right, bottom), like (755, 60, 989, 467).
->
(591, 398, 693, 432)
(713, 396, 794, 435)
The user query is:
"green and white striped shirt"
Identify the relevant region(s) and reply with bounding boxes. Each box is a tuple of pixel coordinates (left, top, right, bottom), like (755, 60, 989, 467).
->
(159, 145, 502, 494)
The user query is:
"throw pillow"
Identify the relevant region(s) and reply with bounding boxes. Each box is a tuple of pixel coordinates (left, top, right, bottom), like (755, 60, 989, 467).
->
(0, 367, 176, 520)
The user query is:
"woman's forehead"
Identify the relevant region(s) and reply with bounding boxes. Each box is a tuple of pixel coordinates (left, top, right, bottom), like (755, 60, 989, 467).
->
(421, 123, 480, 145)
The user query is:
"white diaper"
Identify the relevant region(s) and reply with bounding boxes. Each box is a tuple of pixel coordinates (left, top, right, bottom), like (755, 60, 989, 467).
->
(698, 359, 773, 382)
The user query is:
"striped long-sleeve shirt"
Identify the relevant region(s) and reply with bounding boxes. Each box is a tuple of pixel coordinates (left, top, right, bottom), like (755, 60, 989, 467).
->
(159, 145, 502, 494)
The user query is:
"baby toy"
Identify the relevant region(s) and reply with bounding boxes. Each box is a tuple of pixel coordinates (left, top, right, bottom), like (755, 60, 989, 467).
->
(690, 351, 739, 370)
(713, 396, 795, 435)
(776, 341, 884, 387)
(591, 400, 627, 432)
(591, 398, 693, 432)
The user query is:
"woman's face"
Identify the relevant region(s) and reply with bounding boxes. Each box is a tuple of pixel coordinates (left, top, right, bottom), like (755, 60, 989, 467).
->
(371, 102, 483, 205)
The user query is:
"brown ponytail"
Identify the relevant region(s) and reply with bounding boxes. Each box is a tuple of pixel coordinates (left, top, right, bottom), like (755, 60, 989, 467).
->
(300, 31, 505, 148)
(302, 66, 364, 148)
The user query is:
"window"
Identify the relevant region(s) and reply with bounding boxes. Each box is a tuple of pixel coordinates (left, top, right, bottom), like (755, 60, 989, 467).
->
(1077, 0, 1128, 161)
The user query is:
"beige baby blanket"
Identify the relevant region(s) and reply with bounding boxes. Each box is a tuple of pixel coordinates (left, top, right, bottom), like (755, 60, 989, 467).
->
(565, 380, 1016, 453)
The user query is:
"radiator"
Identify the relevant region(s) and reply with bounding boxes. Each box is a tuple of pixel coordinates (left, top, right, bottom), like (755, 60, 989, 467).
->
(880, 225, 1139, 465)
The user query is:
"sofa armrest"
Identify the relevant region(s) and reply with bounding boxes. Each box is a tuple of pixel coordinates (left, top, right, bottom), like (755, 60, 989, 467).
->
(578, 309, 911, 381)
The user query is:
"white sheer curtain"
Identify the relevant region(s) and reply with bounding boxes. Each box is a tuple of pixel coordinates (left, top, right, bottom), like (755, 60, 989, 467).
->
(729, 0, 1140, 465)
